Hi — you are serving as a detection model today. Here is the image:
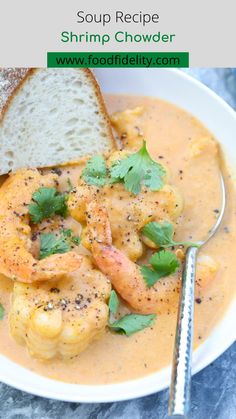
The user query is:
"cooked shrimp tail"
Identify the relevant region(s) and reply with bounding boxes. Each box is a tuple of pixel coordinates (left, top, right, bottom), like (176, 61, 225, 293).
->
(86, 201, 164, 314)
(86, 202, 218, 315)
(31, 253, 83, 282)
(0, 169, 82, 283)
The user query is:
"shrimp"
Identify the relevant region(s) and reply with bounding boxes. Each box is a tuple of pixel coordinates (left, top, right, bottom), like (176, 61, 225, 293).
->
(110, 107, 145, 150)
(0, 169, 82, 283)
(68, 180, 183, 262)
(85, 201, 218, 315)
(9, 257, 111, 360)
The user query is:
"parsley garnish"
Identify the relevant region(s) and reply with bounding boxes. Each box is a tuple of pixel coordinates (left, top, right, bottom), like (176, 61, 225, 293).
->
(110, 141, 166, 195)
(0, 303, 5, 320)
(62, 229, 81, 245)
(108, 290, 156, 336)
(61, 229, 72, 238)
(109, 314, 156, 336)
(142, 221, 198, 248)
(81, 142, 166, 195)
(39, 229, 80, 259)
(141, 250, 180, 287)
(82, 155, 108, 187)
(29, 187, 68, 224)
(39, 233, 70, 259)
(141, 221, 198, 286)
(108, 290, 119, 315)
(71, 236, 81, 245)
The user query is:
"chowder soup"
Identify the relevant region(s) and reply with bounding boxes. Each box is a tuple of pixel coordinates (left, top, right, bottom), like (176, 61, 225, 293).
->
(0, 94, 235, 384)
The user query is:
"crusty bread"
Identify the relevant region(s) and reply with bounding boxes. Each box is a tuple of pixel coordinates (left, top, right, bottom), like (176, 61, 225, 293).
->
(0, 68, 114, 175)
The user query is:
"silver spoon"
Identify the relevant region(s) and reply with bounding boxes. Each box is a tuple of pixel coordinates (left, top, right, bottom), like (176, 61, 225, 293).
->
(168, 173, 226, 418)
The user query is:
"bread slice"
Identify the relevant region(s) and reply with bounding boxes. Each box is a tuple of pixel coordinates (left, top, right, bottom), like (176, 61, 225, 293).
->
(0, 68, 114, 175)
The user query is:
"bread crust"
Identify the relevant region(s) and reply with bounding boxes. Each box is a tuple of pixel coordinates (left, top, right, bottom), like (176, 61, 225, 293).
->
(0, 68, 115, 150)
(0, 68, 31, 119)
(82, 68, 115, 150)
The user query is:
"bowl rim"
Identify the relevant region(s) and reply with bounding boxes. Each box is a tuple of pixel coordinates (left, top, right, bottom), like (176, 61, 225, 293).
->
(0, 299, 235, 403)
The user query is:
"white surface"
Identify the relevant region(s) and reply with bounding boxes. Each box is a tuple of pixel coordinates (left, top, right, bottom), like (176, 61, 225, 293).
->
(0, 69, 235, 402)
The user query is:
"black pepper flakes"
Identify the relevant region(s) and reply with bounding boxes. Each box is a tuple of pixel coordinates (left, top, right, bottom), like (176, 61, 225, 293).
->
(195, 298, 202, 304)
(50, 287, 60, 294)
(51, 168, 62, 176)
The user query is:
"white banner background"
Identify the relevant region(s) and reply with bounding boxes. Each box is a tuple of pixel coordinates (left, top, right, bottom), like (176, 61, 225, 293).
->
(0, 0, 235, 67)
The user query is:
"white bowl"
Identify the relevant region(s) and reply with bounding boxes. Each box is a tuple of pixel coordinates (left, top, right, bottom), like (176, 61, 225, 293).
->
(0, 69, 236, 402)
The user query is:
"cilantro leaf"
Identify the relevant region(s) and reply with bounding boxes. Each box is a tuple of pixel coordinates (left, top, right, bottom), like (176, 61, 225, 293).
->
(150, 250, 180, 274)
(140, 266, 163, 287)
(29, 187, 68, 224)
(108, 290, 119, 315)
(71, 236, 81, 245)
(82, 155, 108, 187)
(109, 313, 156, 336)
(108, 290, 156, 336)
(62, 229, 81, 246)
(142, 221, 175, 247)
(61, 228, 72, 238)
(110, 141, 166, 195)
(39, 233, 70, 259)
(142, 221, 198, 248)
(141, 250, 180, 287)
(0, 303, 4, 320)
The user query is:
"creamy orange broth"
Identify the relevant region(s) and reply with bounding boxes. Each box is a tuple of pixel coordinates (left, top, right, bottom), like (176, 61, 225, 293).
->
(0, 94, 235, 384)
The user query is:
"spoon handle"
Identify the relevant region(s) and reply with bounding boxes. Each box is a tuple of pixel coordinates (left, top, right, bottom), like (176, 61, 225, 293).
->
(168, 246, 198, 418)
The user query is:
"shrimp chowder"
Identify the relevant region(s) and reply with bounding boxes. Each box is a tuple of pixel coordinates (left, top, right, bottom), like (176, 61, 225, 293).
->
(0, 94, 235, 385)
